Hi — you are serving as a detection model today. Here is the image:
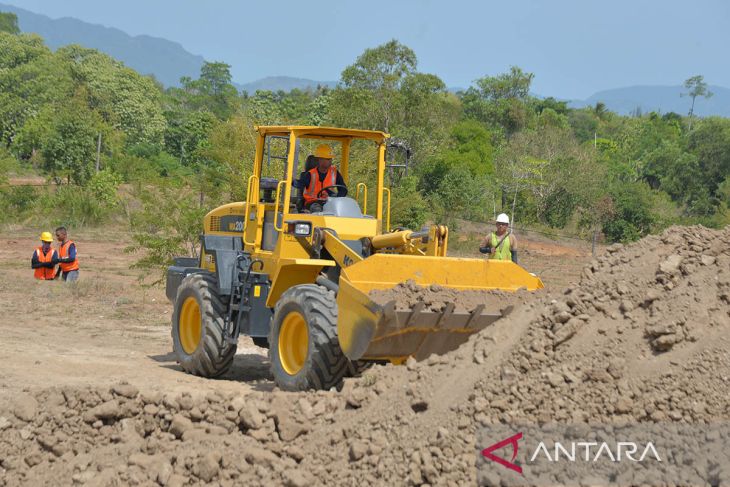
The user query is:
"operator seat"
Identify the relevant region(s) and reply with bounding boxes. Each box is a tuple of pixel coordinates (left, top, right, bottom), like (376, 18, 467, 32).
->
(295, 155, 318, 212)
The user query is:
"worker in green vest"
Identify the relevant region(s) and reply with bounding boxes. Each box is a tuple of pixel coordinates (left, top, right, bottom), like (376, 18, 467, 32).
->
(479, 213, 518, 262)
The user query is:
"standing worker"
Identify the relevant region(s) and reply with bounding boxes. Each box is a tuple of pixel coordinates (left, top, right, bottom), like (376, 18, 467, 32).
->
(31, 232, 58, 280)
(479, 213, 518, 262)
(54, 226, 79, 282)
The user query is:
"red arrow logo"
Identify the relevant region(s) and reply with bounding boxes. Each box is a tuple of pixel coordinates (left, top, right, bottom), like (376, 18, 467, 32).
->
(481, 432, 523, 474)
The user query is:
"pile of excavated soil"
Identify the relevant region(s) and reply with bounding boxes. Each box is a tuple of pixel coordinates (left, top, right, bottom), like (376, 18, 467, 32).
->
(369, 279, 530, 313)
(1, 226, 728, 486)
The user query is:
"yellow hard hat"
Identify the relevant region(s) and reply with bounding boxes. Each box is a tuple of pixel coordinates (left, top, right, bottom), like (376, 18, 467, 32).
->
(314, 144, 334, 159)
(40, 231, 53, 242)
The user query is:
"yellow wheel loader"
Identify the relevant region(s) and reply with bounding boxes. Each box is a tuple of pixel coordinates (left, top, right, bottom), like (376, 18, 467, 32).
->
(166, 126, 543, 391)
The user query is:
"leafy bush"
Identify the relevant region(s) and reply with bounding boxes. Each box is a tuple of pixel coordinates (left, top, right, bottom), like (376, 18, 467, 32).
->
(602, 182, 657, 242)
(108, 154, 157, 182)
(0, 185, 37, 223)
(125, 185, 207, 284)
(50, 185, 109, 227)
(542, 188, 578, 228)
(388, 176, 429, 230)
(86, 170, 121, 206)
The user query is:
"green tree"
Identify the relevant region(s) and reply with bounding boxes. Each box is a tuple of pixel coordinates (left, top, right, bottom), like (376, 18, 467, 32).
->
(681, 75, 713, 130)
(170, 62, 239, 120)
(641, 141, 713, 214)
(58, 45, 167, 147)
(38, 98, 104, 184)
(685, 117, 730, 213)
(388, 175, 429, 230)
(496, 126, 594, 223)
(242, 90, 284, 124)
(332, 39, 417, 132)
(306, 90, 331, 126)
(198, 61, 239, 119)
(163, 110, 217, 166)
(0, 33, 72, 147)
(198, 116, 257, 200)
(462, 66, 535, 136)
(602, 181, 657, 242)
(331, 40, 457, 161)
(568, 109, 599, 143)
(475, 66, 533, 101)
(0, 12, 19, 34)
(419, 120, 494, 197)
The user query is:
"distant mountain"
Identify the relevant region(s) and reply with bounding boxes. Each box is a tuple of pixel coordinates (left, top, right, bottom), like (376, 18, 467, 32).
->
(5, 3, 729, 116)
(237, 76, 337, 93)
(0, 3, 204, 87)
(569, 85, 730, 117)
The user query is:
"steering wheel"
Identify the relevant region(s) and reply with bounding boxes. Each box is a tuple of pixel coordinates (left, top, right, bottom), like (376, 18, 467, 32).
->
(317, 185, 348, 199)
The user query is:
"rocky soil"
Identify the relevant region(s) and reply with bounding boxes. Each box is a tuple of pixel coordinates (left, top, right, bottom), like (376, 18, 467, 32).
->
(369, 280, 529, 313)
(1, 225, 728, 486)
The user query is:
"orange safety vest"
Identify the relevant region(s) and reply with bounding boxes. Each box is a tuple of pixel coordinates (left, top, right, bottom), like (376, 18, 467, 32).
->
(58, 240, 79, 272)
(303, 166, 338, 205)
(34, 247, 56, 280)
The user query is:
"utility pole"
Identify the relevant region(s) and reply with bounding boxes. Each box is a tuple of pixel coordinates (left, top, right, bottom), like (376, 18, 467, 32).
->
(95, 133, 102, 172)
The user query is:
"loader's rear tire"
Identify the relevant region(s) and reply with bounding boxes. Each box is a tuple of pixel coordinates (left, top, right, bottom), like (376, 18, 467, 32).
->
(269, 284, 348, 391)
(172, 273, 236, 378)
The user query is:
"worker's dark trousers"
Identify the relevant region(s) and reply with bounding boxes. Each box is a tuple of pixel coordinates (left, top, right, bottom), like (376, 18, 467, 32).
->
(62, 270, 79, 282)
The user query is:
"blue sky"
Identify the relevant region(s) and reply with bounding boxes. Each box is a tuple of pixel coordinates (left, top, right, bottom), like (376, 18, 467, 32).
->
(3, 0, 729, 99)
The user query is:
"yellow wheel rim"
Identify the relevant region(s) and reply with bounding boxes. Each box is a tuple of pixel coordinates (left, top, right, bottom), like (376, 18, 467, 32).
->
(278, 311, 309, 375)
(179, 296, 202, 354)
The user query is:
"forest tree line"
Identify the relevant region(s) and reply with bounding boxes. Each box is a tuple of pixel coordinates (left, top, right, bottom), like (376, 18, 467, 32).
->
(1, 11, 728, 247)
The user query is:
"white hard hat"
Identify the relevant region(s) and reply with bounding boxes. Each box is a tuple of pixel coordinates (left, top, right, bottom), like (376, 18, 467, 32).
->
(496, 213, 510, 224)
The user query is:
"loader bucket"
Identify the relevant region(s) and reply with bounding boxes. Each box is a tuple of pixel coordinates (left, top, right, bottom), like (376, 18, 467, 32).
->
(336, 254, 543, 362)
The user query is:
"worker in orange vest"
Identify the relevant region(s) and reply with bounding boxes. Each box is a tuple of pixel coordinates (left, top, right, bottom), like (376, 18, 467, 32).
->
(54, 226, 80, 282)
(31, 232, 59, 280)
(300, 144, 347, 212)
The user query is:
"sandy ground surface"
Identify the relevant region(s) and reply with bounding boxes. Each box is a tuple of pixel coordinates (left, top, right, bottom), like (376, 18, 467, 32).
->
(0, 226, 619, 486)
(0, 228, 588, 398)
(0, 229, 273, 399)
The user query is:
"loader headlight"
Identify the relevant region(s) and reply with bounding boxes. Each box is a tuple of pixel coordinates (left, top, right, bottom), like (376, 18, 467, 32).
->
(285, 221, 312, 237)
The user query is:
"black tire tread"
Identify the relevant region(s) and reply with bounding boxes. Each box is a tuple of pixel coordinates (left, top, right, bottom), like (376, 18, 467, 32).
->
(346, 360, 373, 377)
(172, 273, 236, 378)
(269, 284, 349, 391)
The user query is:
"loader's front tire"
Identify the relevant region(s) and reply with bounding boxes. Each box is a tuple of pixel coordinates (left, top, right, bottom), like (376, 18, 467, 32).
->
(172, 273, 236, 378)
(269, 284, 348, 391)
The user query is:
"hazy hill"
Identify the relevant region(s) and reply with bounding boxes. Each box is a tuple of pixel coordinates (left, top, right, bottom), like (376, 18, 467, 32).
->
(237, 76, 337, 93)
(569, 85, 730, 117)
(0, 3, 204, 87)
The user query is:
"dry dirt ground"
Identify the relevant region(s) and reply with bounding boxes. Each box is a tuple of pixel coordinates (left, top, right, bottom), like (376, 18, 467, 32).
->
(0, 228, 273, 398)
(0, 227, 588, 399)
(8, 226, 689, 486)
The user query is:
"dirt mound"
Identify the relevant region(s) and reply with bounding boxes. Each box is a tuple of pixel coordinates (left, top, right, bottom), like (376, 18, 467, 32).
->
(1, 225, 728, 486)
(0, 384, 349, 486)
(369, 279, 529, 313)
(302, 225, 730, 485)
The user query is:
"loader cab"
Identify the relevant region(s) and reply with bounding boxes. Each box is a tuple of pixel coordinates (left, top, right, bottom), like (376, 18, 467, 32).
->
(242, 126, 391, 262)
